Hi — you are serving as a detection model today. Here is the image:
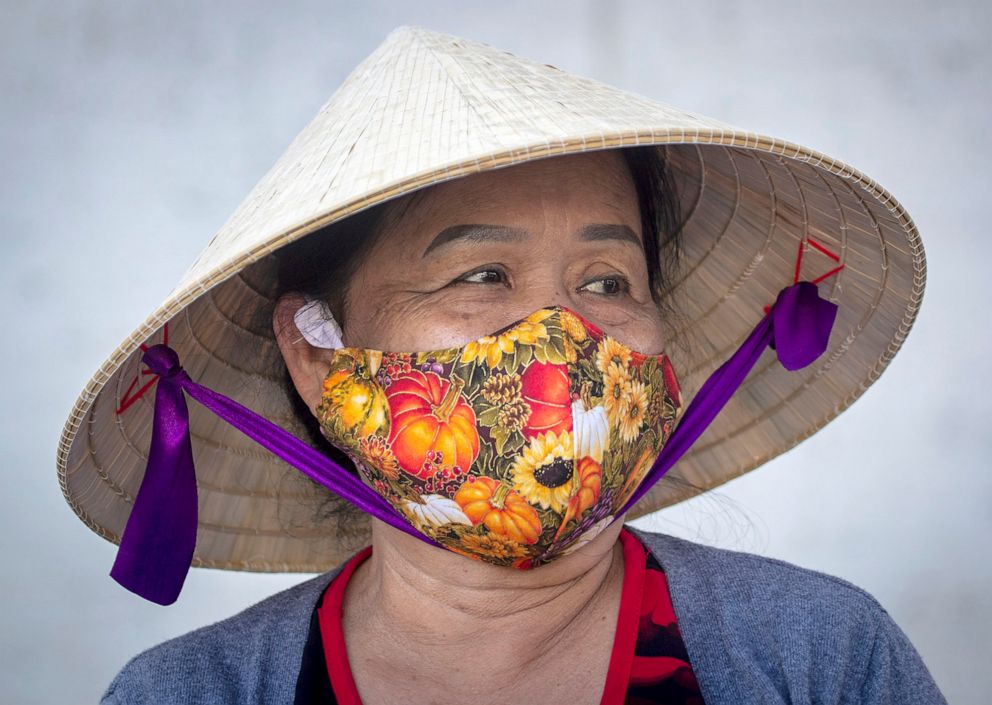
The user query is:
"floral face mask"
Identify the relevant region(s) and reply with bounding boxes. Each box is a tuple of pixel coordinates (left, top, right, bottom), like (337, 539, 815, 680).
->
(315, 307, 682, 568)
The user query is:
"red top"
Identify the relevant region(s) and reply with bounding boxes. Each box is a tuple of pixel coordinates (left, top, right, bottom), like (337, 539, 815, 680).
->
(314, 528, 703, 704)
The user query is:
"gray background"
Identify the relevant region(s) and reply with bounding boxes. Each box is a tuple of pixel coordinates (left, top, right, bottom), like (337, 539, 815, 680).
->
(3, 1, 988, 702)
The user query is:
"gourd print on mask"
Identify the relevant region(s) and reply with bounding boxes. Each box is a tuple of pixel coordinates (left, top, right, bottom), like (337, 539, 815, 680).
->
(313, 306, 683, 568)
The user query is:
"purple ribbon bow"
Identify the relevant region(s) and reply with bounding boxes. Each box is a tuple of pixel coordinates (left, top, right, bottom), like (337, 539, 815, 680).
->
(111, 280, 837, 605)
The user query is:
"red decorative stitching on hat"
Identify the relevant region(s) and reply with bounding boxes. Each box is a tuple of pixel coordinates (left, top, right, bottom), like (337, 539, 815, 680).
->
(764, 237, 845, 314)
(116, 323, 170, 415)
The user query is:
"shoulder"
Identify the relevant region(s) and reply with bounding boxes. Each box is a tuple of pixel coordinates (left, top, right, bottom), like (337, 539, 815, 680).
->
(631, 524, 882, 614)
(100, 570, 337, 705)
(628, 526, 946, 704)
(629, 525, 886, 655)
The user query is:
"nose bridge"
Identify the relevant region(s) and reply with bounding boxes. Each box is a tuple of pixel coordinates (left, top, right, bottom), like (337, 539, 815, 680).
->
(512, 243, 575, 313)
(513, 275, 571, 317)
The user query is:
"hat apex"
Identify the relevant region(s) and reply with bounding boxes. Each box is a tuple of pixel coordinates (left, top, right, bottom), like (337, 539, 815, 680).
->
(172, 26, 737, 300)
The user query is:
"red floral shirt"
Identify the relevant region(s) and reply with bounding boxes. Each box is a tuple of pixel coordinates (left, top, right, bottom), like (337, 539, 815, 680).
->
(293, 528, 703, 704)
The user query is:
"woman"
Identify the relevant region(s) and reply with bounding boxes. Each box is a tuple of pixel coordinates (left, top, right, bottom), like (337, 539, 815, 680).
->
(60, 27, 945, 703)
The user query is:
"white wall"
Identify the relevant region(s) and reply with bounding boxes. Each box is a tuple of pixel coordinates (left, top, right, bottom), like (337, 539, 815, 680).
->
(2, 1, 986, 702)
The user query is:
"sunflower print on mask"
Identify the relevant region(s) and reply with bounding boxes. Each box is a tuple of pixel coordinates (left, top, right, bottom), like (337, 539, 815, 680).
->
(511, 430, 575, 513)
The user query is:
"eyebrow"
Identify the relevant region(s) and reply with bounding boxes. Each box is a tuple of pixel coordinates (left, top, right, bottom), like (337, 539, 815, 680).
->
(578, 224, 643, 249)
(421, 222, 642, 258)
(422, 224, 526, 257)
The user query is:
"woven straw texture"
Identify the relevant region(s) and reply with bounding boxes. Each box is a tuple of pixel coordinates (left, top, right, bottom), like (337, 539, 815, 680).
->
(57, 26, 924, 573)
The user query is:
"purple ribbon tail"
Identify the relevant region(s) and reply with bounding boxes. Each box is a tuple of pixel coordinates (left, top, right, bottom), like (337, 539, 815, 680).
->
(110, 346, 440, 605)
(110, 348, 197, 605)
(616, 281, 838, 517)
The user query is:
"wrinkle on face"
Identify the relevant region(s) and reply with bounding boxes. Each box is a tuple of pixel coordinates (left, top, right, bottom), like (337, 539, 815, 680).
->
(340, 150, 667, 356)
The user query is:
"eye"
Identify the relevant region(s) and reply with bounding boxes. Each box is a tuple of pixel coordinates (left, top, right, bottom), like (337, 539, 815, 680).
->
(580, 276, 629, 296)
(455, 267, 507, 285)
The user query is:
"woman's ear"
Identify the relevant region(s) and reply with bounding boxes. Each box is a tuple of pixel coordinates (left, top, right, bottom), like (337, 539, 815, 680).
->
(273, 293, 336, 414)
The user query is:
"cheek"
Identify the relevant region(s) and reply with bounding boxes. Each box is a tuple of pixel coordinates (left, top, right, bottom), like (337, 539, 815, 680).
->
(347, 298, 669, 359)
(589, 306, 668, 355)
(343, 297, 519, 351)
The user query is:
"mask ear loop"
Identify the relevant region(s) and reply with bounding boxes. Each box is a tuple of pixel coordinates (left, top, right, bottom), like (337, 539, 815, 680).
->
(293, 296, 345, 349)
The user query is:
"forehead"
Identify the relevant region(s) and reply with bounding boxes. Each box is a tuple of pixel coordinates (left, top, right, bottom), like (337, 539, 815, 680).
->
(381, 150, 641, 236)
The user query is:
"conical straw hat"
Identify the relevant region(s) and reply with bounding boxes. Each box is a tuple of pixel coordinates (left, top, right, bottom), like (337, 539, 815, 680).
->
(57, 26, 925, 573)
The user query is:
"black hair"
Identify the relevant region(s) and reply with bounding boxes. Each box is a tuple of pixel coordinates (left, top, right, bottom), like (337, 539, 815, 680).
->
(274, 146, 684, 470)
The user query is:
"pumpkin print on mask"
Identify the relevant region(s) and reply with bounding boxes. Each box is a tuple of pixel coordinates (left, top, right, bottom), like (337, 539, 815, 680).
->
(315, 306, 683, 568)
(385, 371, 480, 479)
(519, 362, 572, 440)
(316, 350, 391, 443)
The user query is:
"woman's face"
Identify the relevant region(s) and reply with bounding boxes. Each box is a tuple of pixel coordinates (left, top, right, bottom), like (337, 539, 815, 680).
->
(343, 150, 666, 353)
(277, 150, 668, 410)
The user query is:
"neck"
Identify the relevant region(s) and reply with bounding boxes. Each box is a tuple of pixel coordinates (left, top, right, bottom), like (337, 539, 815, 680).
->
(344, 517, 627, 673)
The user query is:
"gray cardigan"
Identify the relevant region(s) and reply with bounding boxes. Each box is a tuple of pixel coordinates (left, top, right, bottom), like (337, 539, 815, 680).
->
(101, 527, 947, 704)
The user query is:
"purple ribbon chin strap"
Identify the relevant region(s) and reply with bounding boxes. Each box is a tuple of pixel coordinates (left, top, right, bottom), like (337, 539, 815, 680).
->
(110, 346, 442, 605)
(614, 280, 838, 517)
(111, 279, 836, 605)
